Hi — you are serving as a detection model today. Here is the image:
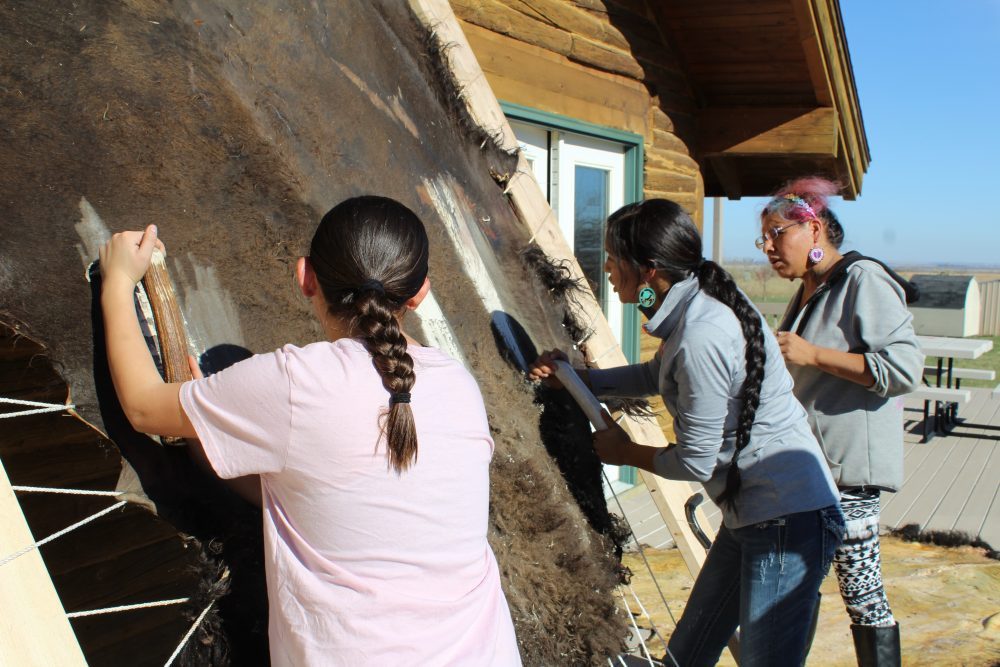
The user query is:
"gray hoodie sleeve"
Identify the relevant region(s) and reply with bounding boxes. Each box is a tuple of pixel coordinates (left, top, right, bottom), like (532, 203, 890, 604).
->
(851, 266, 925, 397)
(588, 350, 661, 399)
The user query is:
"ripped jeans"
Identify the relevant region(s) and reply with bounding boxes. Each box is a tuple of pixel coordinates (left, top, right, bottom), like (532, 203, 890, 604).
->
(664, 505, 844, 667)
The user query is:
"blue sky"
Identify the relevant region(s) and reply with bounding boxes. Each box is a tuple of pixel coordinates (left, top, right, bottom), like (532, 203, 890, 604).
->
(708, 1, 1000, 267)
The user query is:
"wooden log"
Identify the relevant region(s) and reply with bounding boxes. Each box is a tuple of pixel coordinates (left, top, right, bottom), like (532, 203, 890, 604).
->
(651, 129, 690, 154)
(568, 34, 645, 80)
(462, 22, 650, 136)
(455, 0, 574, 56)
(644, 167, 700, 195)
(506, 0, 632, 51)
(645, 147, 700, 175)
(651, 106, 674, 133)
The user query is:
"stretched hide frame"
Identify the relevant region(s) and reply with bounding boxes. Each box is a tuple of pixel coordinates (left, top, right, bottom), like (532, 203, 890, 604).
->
(0, 1, 643, 663)
(0, 320, 226, 665)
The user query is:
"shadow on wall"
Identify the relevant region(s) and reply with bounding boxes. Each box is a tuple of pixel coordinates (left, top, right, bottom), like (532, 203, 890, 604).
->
(491, 309, 630, 556)
(89, 262, 269, 665)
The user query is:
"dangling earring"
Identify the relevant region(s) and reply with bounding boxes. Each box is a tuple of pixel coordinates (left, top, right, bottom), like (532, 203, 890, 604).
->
(808, 246, 825, 264)
(638, 284, 656, 308)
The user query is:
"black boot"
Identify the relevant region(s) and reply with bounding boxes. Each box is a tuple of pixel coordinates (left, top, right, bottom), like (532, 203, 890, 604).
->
(850, 623, 900, 667)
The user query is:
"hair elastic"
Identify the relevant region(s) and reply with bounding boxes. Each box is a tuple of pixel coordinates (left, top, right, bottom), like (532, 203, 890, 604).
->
(359, 279, 386, 295)
(389, 392, 411, 405)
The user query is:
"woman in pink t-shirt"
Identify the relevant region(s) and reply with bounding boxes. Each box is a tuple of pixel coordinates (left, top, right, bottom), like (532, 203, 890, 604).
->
(100, 196, 520, 666)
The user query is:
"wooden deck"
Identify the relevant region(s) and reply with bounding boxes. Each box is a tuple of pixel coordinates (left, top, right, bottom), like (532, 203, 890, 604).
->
(883, 387, 1000, 547)
(610, 387, 1000, 550)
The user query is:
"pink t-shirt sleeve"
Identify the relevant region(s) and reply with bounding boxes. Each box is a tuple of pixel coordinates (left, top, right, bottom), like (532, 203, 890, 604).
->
(179, 348, 292, 478)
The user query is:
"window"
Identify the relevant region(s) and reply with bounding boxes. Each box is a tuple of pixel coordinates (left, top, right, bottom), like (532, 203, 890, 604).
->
(508, 119, 635, 357)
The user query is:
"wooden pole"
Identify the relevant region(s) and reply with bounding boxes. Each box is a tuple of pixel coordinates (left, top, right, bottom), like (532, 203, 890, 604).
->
(141, 250, 193, 385)
(713, 197, 724, 265)
(0, 461, 87, 665)
(141, 249, 193, 445)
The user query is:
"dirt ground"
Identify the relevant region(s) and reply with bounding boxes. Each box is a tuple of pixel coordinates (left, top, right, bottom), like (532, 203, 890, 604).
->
(622, 536, 1000, 666)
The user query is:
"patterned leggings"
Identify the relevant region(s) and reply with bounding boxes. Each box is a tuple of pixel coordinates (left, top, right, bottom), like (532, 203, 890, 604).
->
(832, 489, 895, 627)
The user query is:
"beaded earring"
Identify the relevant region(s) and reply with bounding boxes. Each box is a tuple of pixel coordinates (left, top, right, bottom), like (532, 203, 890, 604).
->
(637, 285, 656, 308)
(808, 246, 825, 263)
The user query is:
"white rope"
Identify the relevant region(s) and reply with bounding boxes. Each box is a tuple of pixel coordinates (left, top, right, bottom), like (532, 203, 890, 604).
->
(603, 470, 682, 667)
(5, 469, 218, 662)
(12, 486, 122, 497)
(629, 584, 669, 655)
(591, 343, 620, 365)
(618, 586, 655, 666)
(67, 597, 189, 618)
(0, 501, 127, 567)
(163, 599, 215, 667)
(0, 397, 74, 419)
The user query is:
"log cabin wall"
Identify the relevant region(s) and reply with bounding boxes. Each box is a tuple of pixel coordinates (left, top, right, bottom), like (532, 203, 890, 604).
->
(452, 0, 706, 226)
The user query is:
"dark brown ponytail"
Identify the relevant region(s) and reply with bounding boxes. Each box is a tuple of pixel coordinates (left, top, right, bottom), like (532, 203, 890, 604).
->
(308, 196, 429, 473)
(606, 199, 765, 511)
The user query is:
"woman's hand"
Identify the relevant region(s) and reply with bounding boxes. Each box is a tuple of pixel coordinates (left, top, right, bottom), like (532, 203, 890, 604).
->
(592, 409, 633, 465)
(99, 224, 164, 289)
(528, 348, 569, 389)
(776, 331, 819, 367)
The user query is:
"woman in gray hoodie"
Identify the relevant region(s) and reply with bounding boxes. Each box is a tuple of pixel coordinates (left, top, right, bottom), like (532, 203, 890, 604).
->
(531, 199, 843, 666)
(759, 177, 923, 666)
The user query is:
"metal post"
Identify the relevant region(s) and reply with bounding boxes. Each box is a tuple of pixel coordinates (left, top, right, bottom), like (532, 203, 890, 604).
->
(712, 197, 724, 264)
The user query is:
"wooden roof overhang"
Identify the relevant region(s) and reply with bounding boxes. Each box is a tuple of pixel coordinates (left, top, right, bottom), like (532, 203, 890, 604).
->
(649, 0, 870, 199)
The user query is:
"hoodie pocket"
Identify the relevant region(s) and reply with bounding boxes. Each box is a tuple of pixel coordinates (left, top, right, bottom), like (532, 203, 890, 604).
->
(811, 414, 842, 483)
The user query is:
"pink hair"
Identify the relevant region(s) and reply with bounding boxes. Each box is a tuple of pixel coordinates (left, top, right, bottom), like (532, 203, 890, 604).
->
(763, 176, 842, 223)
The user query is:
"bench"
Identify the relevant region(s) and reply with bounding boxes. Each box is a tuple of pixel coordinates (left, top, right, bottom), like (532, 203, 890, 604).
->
(910, 386, 971, 442)
(921, 366, 994, 424)
(923, 365, 996, 386)
(911, 386, 971, 404)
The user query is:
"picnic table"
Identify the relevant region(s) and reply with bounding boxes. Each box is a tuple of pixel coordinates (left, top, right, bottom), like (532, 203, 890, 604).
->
(914, 335, 994, 440)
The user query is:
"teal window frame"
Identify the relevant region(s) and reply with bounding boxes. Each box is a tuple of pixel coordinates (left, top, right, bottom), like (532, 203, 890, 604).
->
(500, 101, 644, 365)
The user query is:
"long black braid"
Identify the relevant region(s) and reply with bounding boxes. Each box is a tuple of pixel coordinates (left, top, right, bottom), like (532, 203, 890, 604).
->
(309, 196, 429, 473)
(696, 260, 765, 511)
(606, 199, 765, 511)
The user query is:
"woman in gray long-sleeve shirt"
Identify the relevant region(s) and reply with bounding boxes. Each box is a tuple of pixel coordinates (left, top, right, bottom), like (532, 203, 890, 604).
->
(759, 177, 923, 666)
(531, 199, 842, 667)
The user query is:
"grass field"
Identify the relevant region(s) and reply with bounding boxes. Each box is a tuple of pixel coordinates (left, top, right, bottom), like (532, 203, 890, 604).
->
(725, 262, 1000, 389)
(637, 263, 1000, 391)
(727, 261, 1000, 305)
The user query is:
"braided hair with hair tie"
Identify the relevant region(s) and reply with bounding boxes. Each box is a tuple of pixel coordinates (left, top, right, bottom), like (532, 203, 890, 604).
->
(309, 196, 429, 473)
(696, 260, 765, 512)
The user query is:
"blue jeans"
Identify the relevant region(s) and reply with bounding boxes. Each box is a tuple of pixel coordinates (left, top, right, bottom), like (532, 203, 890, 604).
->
(665, 505, 844, 667)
